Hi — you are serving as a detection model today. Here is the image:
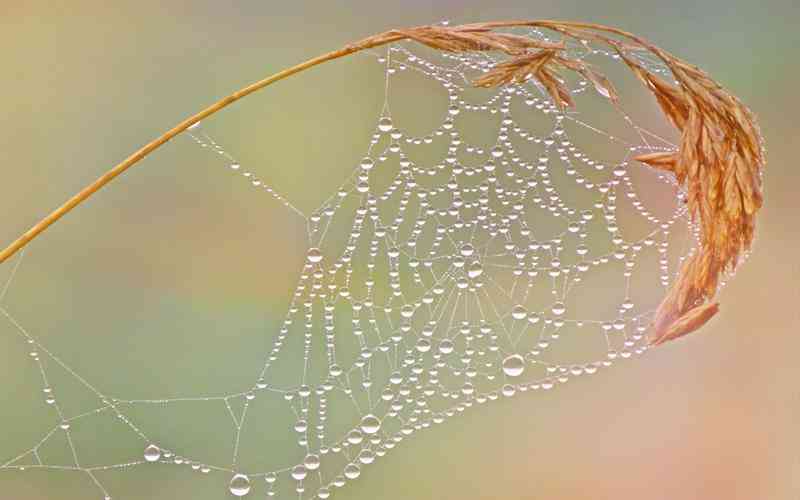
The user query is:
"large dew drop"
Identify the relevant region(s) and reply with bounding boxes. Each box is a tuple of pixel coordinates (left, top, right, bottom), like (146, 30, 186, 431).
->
(511, 305, 527, 320)
(304, 453, 321, 470)
(502, 354, 525, 377)
(467, 261, 483, 279)
(229, 474, 251, 497)
(377, 117, 393, 132)
(307, 248, 323, 264)
(343, 463, 361, 480)
(359, 414, 381, 434)
(143, 444, 161, 462)
(438, 338, 454, 354)
(291, 464, 307, 480)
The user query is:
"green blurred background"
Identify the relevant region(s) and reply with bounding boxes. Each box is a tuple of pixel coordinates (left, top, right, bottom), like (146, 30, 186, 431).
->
(0, 0, 798, 499)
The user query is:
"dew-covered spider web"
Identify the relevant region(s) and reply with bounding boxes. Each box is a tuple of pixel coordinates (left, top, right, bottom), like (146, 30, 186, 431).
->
(0, 25, 724, 500)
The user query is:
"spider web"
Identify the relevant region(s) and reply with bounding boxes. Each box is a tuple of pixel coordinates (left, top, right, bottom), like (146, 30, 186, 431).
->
(0, 26, 712, 499)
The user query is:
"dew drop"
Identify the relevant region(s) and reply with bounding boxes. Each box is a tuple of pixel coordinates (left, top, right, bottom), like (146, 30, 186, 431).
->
(511, 305, 527, 320)
(291, 464, 308, 480)
(377, 117, 393, 132)
(467, 261, 483, 279)
(143, 444, 161, 462)
(360, 157, 374, 170)
(502, 354, 525, 377)
(460, 243, 475, 257)
(307, 248, 323, 264)
(229, 474, 251, 497)
(359, 414, 381, 434)
(438, 338, 454, 354)
(304, 454, 321, 471)
(346, 429, 364, 444)
(343, 463, 361, 480)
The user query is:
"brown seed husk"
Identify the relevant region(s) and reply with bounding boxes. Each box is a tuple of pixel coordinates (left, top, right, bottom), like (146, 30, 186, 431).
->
(392, 22, 765, 345)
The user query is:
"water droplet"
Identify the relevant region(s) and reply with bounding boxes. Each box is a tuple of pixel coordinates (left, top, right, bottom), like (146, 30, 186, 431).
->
(143, 444, 161, 462)
(307, 248, 323, 264)
(229, 474, 251, 497)
(360, 157, 374, 170)
(343, 463, 361, 480)
(502, 354, 525, 377)
(511, 305, 527, 320)
(358, 449, 376, 464)
(291, 464, 308, 480)
(438, 339, 454, 354)
(304, 454, 321, 470)
(400, 304, 414, 318)
(378, 117, 393, 132)
(460, 244, 475, 257)
(551, 302, 566, 315)
(467, 261, 483, 279)
(265, 472, 277, 484)
(415, 338, 431, 352)
(359, 414, 381, 434)
(347, 429, 364, 444)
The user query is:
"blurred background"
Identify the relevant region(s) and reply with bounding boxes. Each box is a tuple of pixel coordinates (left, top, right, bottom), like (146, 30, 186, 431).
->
(0, 0, 797, 499)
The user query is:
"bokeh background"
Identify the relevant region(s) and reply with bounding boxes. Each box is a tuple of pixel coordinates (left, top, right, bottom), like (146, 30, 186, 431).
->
(0, 1, 798, 499)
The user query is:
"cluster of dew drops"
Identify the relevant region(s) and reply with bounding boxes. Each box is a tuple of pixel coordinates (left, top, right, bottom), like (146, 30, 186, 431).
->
(139, 42, 695, 500)
(0, 33, 705, 500)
